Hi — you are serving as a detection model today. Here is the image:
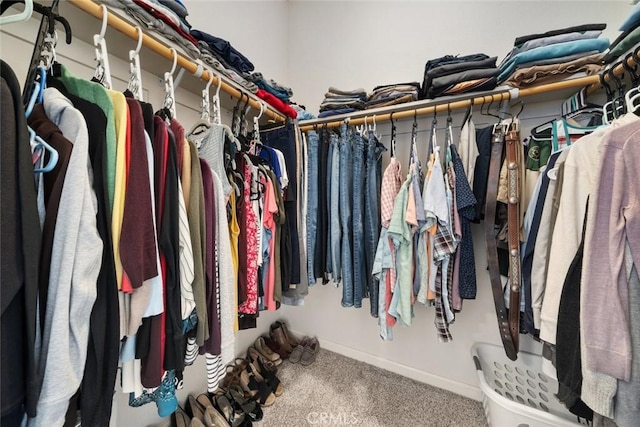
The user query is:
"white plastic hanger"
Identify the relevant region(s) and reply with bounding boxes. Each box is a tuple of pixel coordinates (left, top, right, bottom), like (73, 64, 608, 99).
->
(0, 0, 32, 25)
(162, 48, 178, 119)
(253, 101, 265, 141)
(93, 5, 112, 89)
(127, 26, 144, 101)
(213, 75, 222, 125)
(188, 70, 214, 135)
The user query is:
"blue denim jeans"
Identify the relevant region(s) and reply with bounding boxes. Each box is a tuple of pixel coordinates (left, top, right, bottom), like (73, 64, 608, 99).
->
(352, 132, 366, 308)
(326, 140, 334, 276)
(364, 130, 385, 316)
(339, 124, 353, 306)
(330, 133, 342, 284)
(306, 130, 319, 286)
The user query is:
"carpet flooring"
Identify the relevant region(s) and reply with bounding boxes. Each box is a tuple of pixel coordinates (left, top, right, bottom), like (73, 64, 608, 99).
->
(260, 348, 487, 427)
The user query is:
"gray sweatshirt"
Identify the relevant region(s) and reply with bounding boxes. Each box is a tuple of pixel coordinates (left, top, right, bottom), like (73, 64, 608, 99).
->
(29, 88, 103, 426)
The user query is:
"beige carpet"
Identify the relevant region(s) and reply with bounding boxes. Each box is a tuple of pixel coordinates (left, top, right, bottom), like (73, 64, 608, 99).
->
(260, 349, 487, 427)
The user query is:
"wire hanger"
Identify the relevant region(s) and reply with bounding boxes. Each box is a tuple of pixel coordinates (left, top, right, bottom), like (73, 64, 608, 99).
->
(162, 47, 178, 119)
(461, 98, 473, 129)
(0, 0, 32, 25)
(127, 26, 144, 101)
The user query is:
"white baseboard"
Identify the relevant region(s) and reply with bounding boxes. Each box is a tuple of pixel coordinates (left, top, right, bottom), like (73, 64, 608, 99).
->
(290, 329, 482, 402)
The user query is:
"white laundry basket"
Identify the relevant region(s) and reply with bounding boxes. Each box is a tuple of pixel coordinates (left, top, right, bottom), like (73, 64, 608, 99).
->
(471, 342, 588, 427)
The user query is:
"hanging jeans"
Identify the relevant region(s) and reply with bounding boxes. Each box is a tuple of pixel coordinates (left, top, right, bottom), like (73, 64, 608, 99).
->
(316, 129, 330, 282)
(352, 132, 366, 308)
(261, 123, 300, 285)
(305, 130, 319, 286)
(329, 133, 342, 284)
(326, 139, 333, 277)
(339, 124, 354, 307)
(364, 130, 385, 316)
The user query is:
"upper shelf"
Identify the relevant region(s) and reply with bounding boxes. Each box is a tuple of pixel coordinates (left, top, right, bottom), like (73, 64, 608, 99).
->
(57, 0, 286, 122)
(298, 74, 604, 131)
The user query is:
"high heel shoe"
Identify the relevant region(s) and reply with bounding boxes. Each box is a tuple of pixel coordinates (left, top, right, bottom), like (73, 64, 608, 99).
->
(227, 385, 263, 422)
(249, 358, 283, 397)
(215, 393, 247, 427)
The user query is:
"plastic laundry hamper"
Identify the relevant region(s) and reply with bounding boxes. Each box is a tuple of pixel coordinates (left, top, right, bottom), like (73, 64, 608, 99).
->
(471, 342, 588, 427)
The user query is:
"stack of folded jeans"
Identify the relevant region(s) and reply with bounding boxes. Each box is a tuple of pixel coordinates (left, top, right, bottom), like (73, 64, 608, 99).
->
(318, 87, 367, 118)
(604, 4, 640, 64)
(366, 82, 419, 109)
(420, 54, 499, 99)
(499, 24, 609, 87)
(246, 72, 294, 103)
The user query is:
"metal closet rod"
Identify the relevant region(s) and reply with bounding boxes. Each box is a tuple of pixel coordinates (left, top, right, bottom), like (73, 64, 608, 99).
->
(299, 52, 640, 132)
(67, 0, 285, 122)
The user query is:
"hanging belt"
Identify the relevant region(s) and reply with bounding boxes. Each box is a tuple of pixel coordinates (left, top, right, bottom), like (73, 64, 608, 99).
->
(484, 126, 521, 360)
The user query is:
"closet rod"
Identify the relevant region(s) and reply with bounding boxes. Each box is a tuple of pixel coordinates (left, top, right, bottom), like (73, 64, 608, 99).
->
(66, 0, 285, 122)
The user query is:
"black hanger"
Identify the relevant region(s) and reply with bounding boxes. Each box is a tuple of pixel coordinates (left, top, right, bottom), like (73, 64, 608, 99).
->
(389, 111, 397, 159)
(1, 1, 72, 43)
(622, 53, 639, 87)
(461, 98, 473, 128)
(481, 94, 502, 121)
(607, 67, 626, 117)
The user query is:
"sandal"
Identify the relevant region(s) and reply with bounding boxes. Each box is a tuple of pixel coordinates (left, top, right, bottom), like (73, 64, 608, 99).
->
(228, 385, 263, 422)
(250, 359, 283, 397)
(247, 347, 278, 374)
(240, 365, 276, 407)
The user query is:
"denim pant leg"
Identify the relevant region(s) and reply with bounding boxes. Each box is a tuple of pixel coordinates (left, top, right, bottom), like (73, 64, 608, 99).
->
(305, 131, 319, 286)
(364, 131, 382, 316)
(352, 132, 366, 308)
(339, 124, 353, 307)
(325, 141, 334, 276)
(330, 134, 342, 283)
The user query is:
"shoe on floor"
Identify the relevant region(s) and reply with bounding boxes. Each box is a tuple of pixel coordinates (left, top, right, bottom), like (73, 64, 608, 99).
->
(300, 337, 319, 366)
(269, 324, 294, 354)
(288, 337, 309, 364)
(271, 320, 299, 348)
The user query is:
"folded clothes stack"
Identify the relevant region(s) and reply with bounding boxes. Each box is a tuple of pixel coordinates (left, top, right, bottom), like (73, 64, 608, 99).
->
(366, 82, 419, 109)
(99, 0, 201, 59)
(246, 72, 294, 103)
(318, 87, 367, 118)
(420, 53, 499, 99)
(603, 3, 640, 64)
(499, 24, 609, 88)
(190, 29, 255, 75)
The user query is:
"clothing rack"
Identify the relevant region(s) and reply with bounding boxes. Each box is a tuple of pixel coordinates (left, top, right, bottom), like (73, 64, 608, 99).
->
(66, 0, 286, 122)
(299, 53, 640, 132)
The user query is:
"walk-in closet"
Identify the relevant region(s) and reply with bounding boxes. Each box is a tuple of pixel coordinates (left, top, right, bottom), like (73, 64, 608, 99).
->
(1, 1, 639, 426)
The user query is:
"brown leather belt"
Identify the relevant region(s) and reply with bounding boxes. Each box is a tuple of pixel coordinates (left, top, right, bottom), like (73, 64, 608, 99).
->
(485, 126, 521, 361)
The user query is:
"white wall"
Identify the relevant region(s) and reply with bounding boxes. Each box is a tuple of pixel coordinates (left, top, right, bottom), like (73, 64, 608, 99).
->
(287, 1, 631, 113)
(0, 1, 635, 426)
(183, 0, 289, 86)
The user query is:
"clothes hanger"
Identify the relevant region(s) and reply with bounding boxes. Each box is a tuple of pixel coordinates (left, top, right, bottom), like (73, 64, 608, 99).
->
(213, 74, 222, 125)
(162, 47, 178, 119)
(25, 81, 59, 173)
(430, 109, 438, 156)
(93, 5, 112, 90)
(389, 112, 397, 159)
(624, 52, 640, 113)
(608, 66, 626, 118)
(188, 69, 214, 136)
(461, 98, 473, 129)
(127, 26, 144, 101)
(252, 101, 265, 142)
(600, 71, 616, 125)
(0, 0, 32, 25)
(445, 104, 454, 148)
